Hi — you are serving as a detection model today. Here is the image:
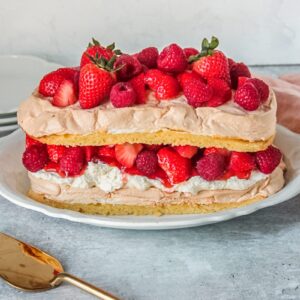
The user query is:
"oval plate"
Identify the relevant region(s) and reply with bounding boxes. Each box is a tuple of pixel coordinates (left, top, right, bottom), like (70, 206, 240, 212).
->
(0, 126, 299, 230)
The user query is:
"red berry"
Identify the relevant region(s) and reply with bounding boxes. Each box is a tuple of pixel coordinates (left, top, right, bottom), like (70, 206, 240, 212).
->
(115, 54, 143, 81)
(47, 145, 66, 163)
(84, 146, 95, 162)
(174, 145, 198, 158)
(196, 153, 226, 181)
(144, 69, 180, 100)
(52, 79, 77, 107)
(22, 145, 48, 172)
(145, 144, 163, 152)
(136, 150, 159, 176)
(204, 147, 230, 157)
(115, 143, 143, 168)
(234, 82, 260, 111)
(79, 63, 115, 109)
(157, 43, 188, 73)
(183, 48, 199, 59)
(237, 76, 249, 88)
(177, 71, 203, 88)
(247, 78, 269, 102)
(39, 73, 65, 97)
(229, 61, 251, 89)
(228, 151, 255, 174)
(255, 145, 282, 174)
(59, 147, 86, 176)
(129, 73, 147, 104)
(97, 146, 115, 158)
(137, 47, 159, 69)
(206, 78, 232, 107)
(110, 82, 136, 108)
(157, 147, 191, 184)
(55, 67, 79, 82)
(25, 135, 42, 148)
(183, 78, 213, 107)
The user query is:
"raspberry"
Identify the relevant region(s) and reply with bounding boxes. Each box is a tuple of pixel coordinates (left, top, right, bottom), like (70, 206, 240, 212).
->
(136, 150, 159, 176)
(129, 73, 147, 104)
(183, 48, 199, 59)
(22, 145, 49, 172)
(183, 79, 213, 107)
(229, 61, 251, 89)
(115, 54, 143, 81)
(59, 147, 86, 176)
(110, 82, 136, 108)
(247, 78, 269, 102)
(47, 145, 66, 163)
(157, 43, 188, 73)
(196, 153, 226, 181)
(255, 145, 282, 174)
(234, 82, 260, 111)
(25, 135, 42, 148)
(137, 47, 159, 69)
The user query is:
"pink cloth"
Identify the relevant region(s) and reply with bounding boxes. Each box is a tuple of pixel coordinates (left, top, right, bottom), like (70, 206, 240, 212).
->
(258, 74, 300, 134)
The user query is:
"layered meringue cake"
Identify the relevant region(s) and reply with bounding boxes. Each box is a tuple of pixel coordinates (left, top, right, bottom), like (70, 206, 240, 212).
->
(18, 37, 285, 215)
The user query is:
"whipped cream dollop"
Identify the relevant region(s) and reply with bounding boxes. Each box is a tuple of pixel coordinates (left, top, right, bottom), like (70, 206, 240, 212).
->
(30, 161, 269, 195)
(18, 90, 277, 141)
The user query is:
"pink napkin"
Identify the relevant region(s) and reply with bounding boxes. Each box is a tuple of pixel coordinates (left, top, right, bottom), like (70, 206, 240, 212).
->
(258, 74, 300, 134)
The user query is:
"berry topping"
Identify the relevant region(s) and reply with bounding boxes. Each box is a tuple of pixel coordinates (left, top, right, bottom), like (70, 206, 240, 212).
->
(84, 146, 96, 162)
(183, 48, 199, 60)
(129, 73, 147, 104)
(110, 82, 136, 108)
(196, 153, 226, 181)
(145, 69, 180, 100)
(22, 145, 48, 172)
(59, 147, 86, 176)
(136, 150, 159, 176)
(228, 152, 255, 179)
(115, 143, 143, 168)
(97, 145, 116, 158)
(39, 72, 65, 97)
(255, 145, 282, 174)
(25, 135, 42, 148)
(234, 82, 260, 111)
(177, 71, 203, 88)
(174, 145, 198, 158)
(47, 145, 66, 163)
(137, 47, 159, 69)
(157, 147, 191, 184)
(190, 37, 230, 83)
(80, 38, 116, 68)
(79, 58, 116, 109)
(229, 60, 251, 89)
(157, 43, 188, 74)
(206, 78, 232, 107)
(247, 78, 269, 102)
(52, 79, 77, 107)
(115, 54, 143, 81)
(203, 147, 230, 157)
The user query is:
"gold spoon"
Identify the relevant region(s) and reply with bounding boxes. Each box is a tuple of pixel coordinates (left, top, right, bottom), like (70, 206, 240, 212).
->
(0, 232, 120, 299)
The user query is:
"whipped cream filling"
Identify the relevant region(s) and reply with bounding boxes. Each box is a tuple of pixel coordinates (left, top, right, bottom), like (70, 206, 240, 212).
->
(18, 90, 277, 141)
(30, 161, 268, 195)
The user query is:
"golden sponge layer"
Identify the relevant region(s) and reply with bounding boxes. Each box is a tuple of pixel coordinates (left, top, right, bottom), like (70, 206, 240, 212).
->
(36, 130, 274, 152)
(29, 190, 265, 216)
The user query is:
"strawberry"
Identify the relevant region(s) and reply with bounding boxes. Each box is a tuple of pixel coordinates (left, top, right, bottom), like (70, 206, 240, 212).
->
(59, 147, 86, 176)
(55, 67, 80, 82)
(174, 145, 198, 158)
(190, 37, 230, 83)
(255, 145, 282, 174)
(110, 82, 136, 108)
(229, 60, 251, 89)
(157, 43, 188, 73)
(206, 78, 232, 107)
(177, 71, 203, 88)
(52, 79, 77, 107)
(84, 146, 95, 162)
(234, 82, 260, 111)
(47, 145, 66, 163)
(145, 144, 163, 152)
(247, 78, 269, 102)
(144, 69, 180, 100)
(137, 47, 159, 69)
(203, 147, 230, 157)
(183, 48, 199, 60)
(228, 152, 255, 179)
(129, 73, 147, 104)
(115, 54, 143, 81)
(97, 145, 115, 158)
(25, 135, 42, 148)
(136, 150, 159, 176)
(22, 144, 48, 172)
(157, 147, 191, 184)
(182, 77, 213, 107)
(79, 57, 116, 109)
(115, 143, 143, 168)
(196, 153, 226, 181)
(80, 38, 116, 68)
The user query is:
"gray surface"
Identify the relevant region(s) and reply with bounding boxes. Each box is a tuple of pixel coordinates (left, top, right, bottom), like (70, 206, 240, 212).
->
(0, 65, 300, 300)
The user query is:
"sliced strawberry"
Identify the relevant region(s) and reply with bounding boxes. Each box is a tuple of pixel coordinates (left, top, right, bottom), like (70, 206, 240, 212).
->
(97, 145, 116, 158)
(84, 146, 96, 162)
(47, 145, 66, 163)
(203, 147, 230, 157)
(174, 145, 198, 158)
(115, 143, 143, 168)
(52, 80, 77, 107)
(228, 152, 256, 174)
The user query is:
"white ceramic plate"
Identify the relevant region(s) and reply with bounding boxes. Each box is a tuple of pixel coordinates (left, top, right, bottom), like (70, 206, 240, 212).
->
(0, 125, 299, 230)
(0, 55, 62, 113)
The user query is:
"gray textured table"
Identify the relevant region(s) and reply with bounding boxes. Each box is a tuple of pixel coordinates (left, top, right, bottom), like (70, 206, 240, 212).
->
(1, 65, 300, 300)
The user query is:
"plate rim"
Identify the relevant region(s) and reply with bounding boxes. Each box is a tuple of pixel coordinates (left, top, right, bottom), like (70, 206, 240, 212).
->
(0, 126, 300, 230)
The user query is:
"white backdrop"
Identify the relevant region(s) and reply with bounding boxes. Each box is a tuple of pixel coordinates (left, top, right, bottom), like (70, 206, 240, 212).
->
(0, 0, 299, 66)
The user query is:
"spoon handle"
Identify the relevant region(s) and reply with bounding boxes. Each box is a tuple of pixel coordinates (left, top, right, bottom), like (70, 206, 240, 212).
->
(51, 272, 120, 300)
